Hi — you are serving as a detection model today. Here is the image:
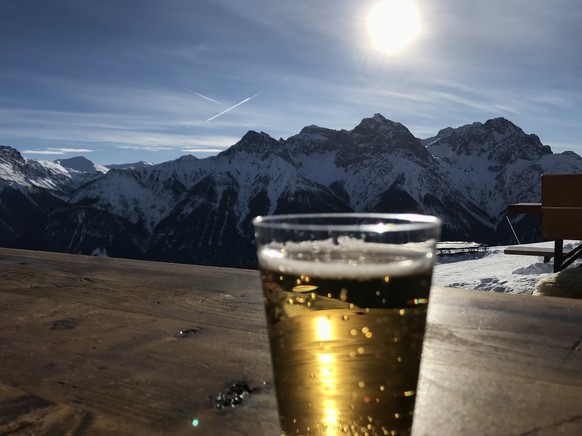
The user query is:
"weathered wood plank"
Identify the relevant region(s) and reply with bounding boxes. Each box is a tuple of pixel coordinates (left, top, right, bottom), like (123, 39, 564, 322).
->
(1, 248, 581, 435)
(540, 173, 582, 240)
(415, 287, 582, 435)
(0, 248, 278, 435)
(0, 383, 91, 434)
(542, 173, 582, 207)
(542, 208, 582, 239)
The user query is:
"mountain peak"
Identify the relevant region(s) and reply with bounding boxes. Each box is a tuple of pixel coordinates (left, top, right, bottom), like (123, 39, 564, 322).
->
(483, 117, 523, 135)
(296, 124, 337, 138)
(240, 130, 274, 143)
(56, 156, 108, 173)
(339, 114, 431, 166)
(219, 130, 281, 158)
(354, 114, 405, 134)
(427, 117, 552, 164)
(175, 154, 198, 163)
(352, 114, 420, 148)
(0, 145, 25, 164)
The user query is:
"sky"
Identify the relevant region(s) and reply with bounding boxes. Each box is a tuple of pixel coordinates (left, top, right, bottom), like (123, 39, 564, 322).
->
(1, 0, 581, 165)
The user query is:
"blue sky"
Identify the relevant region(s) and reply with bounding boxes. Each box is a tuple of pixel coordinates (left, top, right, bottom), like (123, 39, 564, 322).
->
(1, 0, 581, 165)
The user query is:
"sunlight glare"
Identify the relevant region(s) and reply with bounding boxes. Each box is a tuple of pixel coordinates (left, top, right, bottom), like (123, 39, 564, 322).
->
(315, 316, 333, 341)
(367, 0, 421, 54)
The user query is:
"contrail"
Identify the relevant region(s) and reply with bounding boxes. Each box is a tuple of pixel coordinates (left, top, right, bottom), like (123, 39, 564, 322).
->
(187, 89, 221, 105)
(206, 92, 261, 122)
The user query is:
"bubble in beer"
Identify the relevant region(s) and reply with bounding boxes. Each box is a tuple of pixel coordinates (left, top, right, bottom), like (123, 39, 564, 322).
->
(340, 288, 348, 301)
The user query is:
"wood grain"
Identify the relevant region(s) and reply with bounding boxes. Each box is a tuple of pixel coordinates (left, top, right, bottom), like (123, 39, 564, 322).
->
(1, 248, 581, 435)
(415, 287, 582, 436)
(0, 248, 278, 435)
(542, 173, 582, 207)
(542, 208, 582, 239)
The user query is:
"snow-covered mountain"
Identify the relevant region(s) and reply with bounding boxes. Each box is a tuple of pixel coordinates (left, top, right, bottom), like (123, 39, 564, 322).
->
(1, 146, 67, 245)
(0, 147, 108, 195)
(424, 118, 582, 215)
(2, 115, 581, 266)
(106, 161, 153, 171)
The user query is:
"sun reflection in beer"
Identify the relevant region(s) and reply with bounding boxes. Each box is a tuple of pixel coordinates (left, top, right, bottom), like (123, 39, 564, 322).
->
(323, 399, 338, 430)
(316, 315, 333, 341)
(315, 316, 339, 433)
(318, 354, 336, 400)
(318, 352, 338, 432)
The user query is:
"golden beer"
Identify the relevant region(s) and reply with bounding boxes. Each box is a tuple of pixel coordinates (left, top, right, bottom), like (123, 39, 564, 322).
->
(253, 214, 441, 435)
(258, 242, 433, 435)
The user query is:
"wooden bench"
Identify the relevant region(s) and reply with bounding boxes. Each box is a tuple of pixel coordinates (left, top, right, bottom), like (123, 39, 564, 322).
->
(506, 173, 582, 272)
(503, 244, 565, 263)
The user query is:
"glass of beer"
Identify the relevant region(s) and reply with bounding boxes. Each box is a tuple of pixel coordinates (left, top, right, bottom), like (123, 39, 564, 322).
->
(253, 213, 441, 435)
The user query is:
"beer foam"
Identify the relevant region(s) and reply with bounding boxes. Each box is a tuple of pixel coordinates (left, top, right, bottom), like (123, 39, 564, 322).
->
(258, 238, 434, 279)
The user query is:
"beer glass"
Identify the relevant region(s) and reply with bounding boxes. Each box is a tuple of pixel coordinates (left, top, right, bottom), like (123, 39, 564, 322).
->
(253, 213, 441, 435)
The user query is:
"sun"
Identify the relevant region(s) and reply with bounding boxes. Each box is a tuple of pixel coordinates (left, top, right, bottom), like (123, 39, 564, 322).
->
(367, 0, 421, 54)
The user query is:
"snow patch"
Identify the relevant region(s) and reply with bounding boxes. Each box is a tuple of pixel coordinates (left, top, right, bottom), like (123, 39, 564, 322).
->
(433, 241, 581, 295)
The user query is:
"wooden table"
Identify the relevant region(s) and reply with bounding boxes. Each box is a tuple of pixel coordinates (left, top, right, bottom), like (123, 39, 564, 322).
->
(1, 248, 581, 435)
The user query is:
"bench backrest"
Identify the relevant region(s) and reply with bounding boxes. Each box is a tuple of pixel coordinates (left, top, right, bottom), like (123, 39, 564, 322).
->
(541, 173, 582, 240)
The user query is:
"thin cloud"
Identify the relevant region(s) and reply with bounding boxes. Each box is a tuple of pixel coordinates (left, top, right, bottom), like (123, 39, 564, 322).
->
(22, 147, 94, 155)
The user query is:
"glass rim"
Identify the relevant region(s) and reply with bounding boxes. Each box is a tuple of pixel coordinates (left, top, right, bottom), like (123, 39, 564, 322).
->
(252, 213, 441, 233)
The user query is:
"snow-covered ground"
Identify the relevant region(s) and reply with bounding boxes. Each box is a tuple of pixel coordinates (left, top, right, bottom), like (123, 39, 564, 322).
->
(432, 241, 582, 296)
